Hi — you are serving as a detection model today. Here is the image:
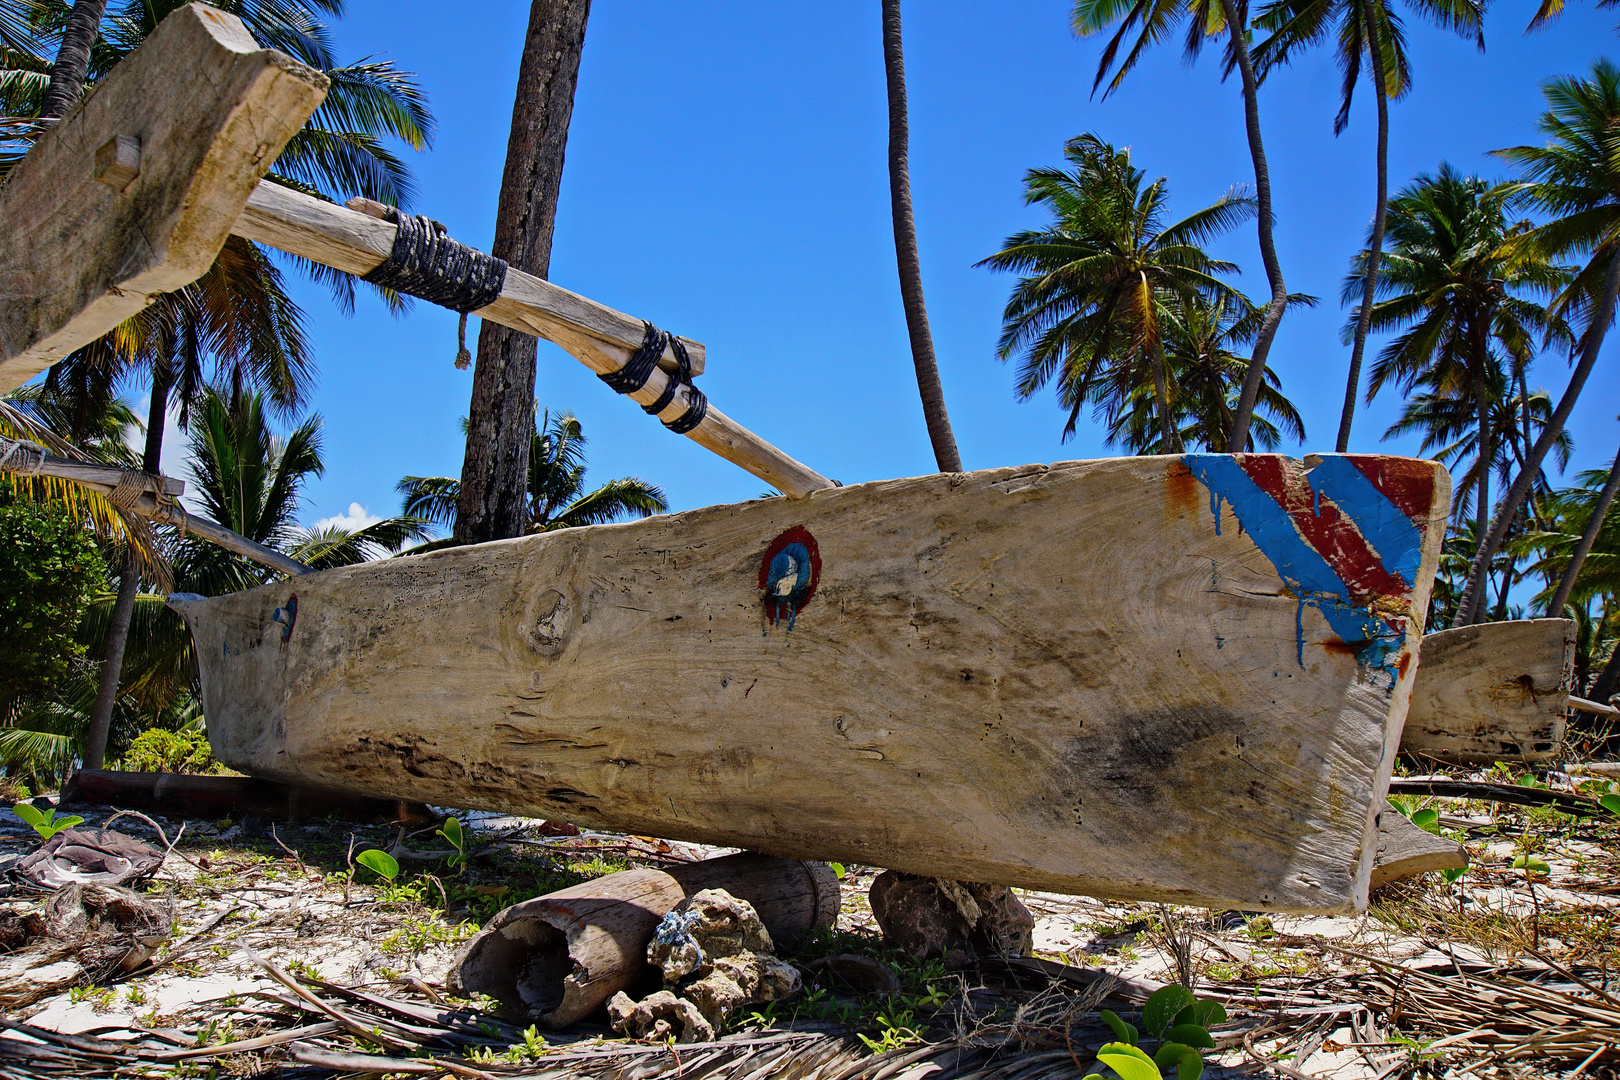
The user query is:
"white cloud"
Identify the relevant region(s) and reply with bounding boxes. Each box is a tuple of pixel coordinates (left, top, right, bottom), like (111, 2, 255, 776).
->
(311, 502, 382, 533)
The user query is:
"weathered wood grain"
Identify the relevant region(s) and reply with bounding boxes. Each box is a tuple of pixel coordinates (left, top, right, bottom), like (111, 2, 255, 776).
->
(0, 4, 326, 392)
(1369, 802, 1467, 891)
(1402, 619, 1575, 765)
(172, 453, 1449, 913)
(232, 181, 833, 498)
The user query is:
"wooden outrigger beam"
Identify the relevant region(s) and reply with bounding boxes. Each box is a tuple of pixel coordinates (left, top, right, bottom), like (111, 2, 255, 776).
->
(0, 5, 328, 392)
(231, 183, 835, 499)
(0, 437, 311, 577)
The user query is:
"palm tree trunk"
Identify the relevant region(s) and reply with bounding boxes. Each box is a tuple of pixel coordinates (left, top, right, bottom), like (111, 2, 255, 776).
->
(1590, 638, 1620, 705)
(37, 0, 108, 121)
(1151, 336, 1179, 453)
(1475, 364, 1490, 542)
(1456, 247, 1620, 625)
(1548, 447, 1620, 615)
(1334, 0, 1389, 453)
(456, 0, 591, 545)
(881, 0, 961, 474)
(1218, 0, 1289, 452)
(83, 369, 169, 770)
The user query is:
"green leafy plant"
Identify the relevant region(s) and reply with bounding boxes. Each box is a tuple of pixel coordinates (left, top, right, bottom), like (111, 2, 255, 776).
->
(1511, 853, 1551, 876)
(1599, 793, 1620, 816)
(828, 861, 846, 879)
(1089, 987, 1225, 1080)
(436, 816, 468, 871)
(857, 1009, 924, 1053)
(116, 728, 221, 774)
(11, 802, 83, 841)
(355, 848, 400, 882)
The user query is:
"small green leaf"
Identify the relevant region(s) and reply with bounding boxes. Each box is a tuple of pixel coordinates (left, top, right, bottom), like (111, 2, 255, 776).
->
(1599, 794, 1620, 816)
(1511, 854, 1550, 875)
(1172, 1000, 1227, 1029)
(1167, 1024, 1215, 1049)
(1442, 866, 1467, 884)
(355, 848, 399, 881)
(1410, 808, 1440, 832)
(1144, 985, 1196, 1039)
(1174, 1047, 1205, 1080)
(828, 862, 846, 880)
(1098, 1043, 1161, 1080)
(11, 804, 45, 828)
(1154, 1041, 1190, 1069)
(1101, 1010, 1139, 1046)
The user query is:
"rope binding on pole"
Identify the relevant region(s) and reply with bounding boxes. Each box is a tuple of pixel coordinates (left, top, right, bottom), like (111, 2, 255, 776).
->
(360, 209, 509, 369)
(597, 322, 708, 435)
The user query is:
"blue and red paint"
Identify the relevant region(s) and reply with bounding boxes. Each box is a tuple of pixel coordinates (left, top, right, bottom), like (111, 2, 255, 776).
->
(1181, 455, 1436, 683)
(759, 526, 820, 632)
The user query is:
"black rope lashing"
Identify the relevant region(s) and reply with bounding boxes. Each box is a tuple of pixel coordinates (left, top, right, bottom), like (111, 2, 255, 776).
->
(361, 212, 508, 370)
(598, 323, 709, 436)
(661, 335, 707, 434)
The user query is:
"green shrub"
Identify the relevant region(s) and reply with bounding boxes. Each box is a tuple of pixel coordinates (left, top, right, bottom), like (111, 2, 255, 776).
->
(116, 727, 220, 774)
(0, 495, 106, 713)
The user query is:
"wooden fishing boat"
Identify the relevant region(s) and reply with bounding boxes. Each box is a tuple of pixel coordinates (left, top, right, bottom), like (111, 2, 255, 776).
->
(1400, 619, 1576, 764)
(2, 7, 1458, 915)
(171, 452, 1449, 913)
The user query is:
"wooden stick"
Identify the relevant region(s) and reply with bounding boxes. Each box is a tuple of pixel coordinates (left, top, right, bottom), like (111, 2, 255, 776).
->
(231, 181, 836, 499)
(3, 449, 184, 496)
(67, 469, 311, 578)
(1569, 695, 1620, 717)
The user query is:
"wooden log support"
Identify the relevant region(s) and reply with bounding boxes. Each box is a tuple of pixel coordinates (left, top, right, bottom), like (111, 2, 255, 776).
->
(62, 769, 434, 825)
(172, 453, 1451, 913)
(450, 853, 840, 1027)
(0, 4, 327, 392)
(1402, 619, 1576, 765)
(231, 182, 835, 499)
(1368, 801, 1468, 891)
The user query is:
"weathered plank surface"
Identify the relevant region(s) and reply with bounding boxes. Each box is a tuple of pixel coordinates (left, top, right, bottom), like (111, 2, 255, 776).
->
(1369, 802, 1468, 891)
(0, 4, 326, 392)
(172, 453, 1449, 913)
(1402, 619, 1575, 765)
(233, 181, 832, 498)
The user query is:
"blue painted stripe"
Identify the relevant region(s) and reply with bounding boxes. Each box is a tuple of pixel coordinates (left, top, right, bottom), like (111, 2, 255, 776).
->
(1183, 455, 1405, 676)
(1303, 455, 1423, 588)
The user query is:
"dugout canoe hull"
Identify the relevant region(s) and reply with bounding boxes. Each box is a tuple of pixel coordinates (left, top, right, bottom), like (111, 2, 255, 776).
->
(1400, 619, 1576, 765)
(172, 453, 1449, 913)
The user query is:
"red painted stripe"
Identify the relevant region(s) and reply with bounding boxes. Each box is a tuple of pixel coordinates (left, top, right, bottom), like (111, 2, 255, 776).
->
(1347, 456, 1438, 528)
(1238, 456, 1410, 599)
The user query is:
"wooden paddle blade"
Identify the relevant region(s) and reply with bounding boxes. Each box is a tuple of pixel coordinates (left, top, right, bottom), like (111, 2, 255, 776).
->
(172, 453, 1450, 913)
(0, 3, 327, 392)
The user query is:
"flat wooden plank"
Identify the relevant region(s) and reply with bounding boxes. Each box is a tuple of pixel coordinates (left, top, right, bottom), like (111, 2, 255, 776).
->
(1402, 619, 1575, 764)
(1369, 801, 1468, 890)
(0, 4, 327, 392)
(171, 453, 1449, 913)
(231, 182, 835, 499)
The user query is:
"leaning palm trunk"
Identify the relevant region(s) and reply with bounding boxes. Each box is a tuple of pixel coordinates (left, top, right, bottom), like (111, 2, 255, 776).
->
(37, 0, 108, 121)
(1219, 0, 1290, 452)
(1335, 0, 1389, 453)
(84, 370, 170, 769)
(882, 0, 961, 473)
(1151, 336, 1179, 452)
(1457, 248, 1620, 625)
(1548, 447, 1620, 615)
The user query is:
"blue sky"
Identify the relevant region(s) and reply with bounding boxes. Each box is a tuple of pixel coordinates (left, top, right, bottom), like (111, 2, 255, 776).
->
(196, 1, 1617, 530)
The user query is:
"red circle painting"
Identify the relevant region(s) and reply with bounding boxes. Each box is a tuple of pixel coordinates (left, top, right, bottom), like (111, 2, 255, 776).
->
(758, 526, 821, 631)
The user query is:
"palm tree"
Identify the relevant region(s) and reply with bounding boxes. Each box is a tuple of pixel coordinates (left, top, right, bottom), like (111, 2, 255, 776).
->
(1070, 0, 1288, 450)
(1100, 289, 1310, 454)
(881, 0, 960, 474)
(458, 0, 590, 546)
(977, 135, 1257, 449)
(1348, 166, 1567, 546)
(3, 0, 434, 766)
(1460, 61, 1620, 624)
(1251, 0, 1483, 452)
(401, 408, 667, 539)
